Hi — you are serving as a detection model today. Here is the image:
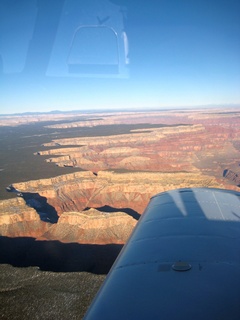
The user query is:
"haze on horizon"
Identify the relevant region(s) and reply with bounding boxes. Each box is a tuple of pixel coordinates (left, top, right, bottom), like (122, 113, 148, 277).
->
(0, 0, 240, 114)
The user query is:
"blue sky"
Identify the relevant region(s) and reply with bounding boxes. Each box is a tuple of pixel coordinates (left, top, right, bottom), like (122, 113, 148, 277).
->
(0, 0, 240, 114)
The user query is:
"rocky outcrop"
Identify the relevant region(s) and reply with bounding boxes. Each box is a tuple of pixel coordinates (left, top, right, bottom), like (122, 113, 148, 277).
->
(0, 197, 50, 237)
(35, 120, 240, 177)
(39, 208, 137, 244)
(11, 170, 236, 217)
(2, 169, 236, 243)
(0, 189, 137, 244)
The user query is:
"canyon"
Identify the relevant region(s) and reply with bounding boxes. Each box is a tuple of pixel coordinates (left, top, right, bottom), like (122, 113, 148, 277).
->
(1, 108, 240, 318)
(1, 109, 240, 245)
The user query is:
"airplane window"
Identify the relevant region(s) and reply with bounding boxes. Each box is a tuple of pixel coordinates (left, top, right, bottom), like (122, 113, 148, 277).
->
(46, 0, 129, 78)
(0, 0, 240, 319)
(0, 0, 37, 73)
(67, 26, 119, 74)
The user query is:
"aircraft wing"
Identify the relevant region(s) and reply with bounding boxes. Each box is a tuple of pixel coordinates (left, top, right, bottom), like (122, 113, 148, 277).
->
(84, 188, 240, 320)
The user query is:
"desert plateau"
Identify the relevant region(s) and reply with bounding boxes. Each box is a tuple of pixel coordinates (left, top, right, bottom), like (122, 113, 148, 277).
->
(1, 108, 240, 318)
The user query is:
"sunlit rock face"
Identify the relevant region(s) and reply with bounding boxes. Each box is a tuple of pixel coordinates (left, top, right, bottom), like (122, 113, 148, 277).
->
(0, 188, 136, 244)
(1, 168, 236, 244)
(0, 197, 50, 238)
(11, 170, 230, 216)
(38, 209, 137, 244)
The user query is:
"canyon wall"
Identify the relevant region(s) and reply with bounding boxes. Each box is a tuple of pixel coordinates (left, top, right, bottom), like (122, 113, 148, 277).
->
(11, 170, 232, 216)
(37, 122, 240, 179)
(1, 109, 240, 246)
(1, 169, 237, 243)
(0, 197, 50, 238)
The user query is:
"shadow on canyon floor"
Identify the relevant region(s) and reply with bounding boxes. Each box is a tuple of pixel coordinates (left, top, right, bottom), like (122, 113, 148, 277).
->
(86, 205, 141, 220)
(21, 192, 59, 223)
(0, 236, 122, 274)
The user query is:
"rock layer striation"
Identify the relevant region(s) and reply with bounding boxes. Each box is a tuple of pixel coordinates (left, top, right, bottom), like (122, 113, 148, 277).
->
(1, 109, 240, 246)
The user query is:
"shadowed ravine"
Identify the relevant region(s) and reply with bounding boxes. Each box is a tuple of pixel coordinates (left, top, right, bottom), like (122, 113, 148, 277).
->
(0, 236, 123, 274)
(21, 192, 59, 223)
(85, 205, 140, 220)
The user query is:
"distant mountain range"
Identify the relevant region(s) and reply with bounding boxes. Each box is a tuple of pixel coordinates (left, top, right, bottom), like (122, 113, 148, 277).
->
(0, 104, 239, 117)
